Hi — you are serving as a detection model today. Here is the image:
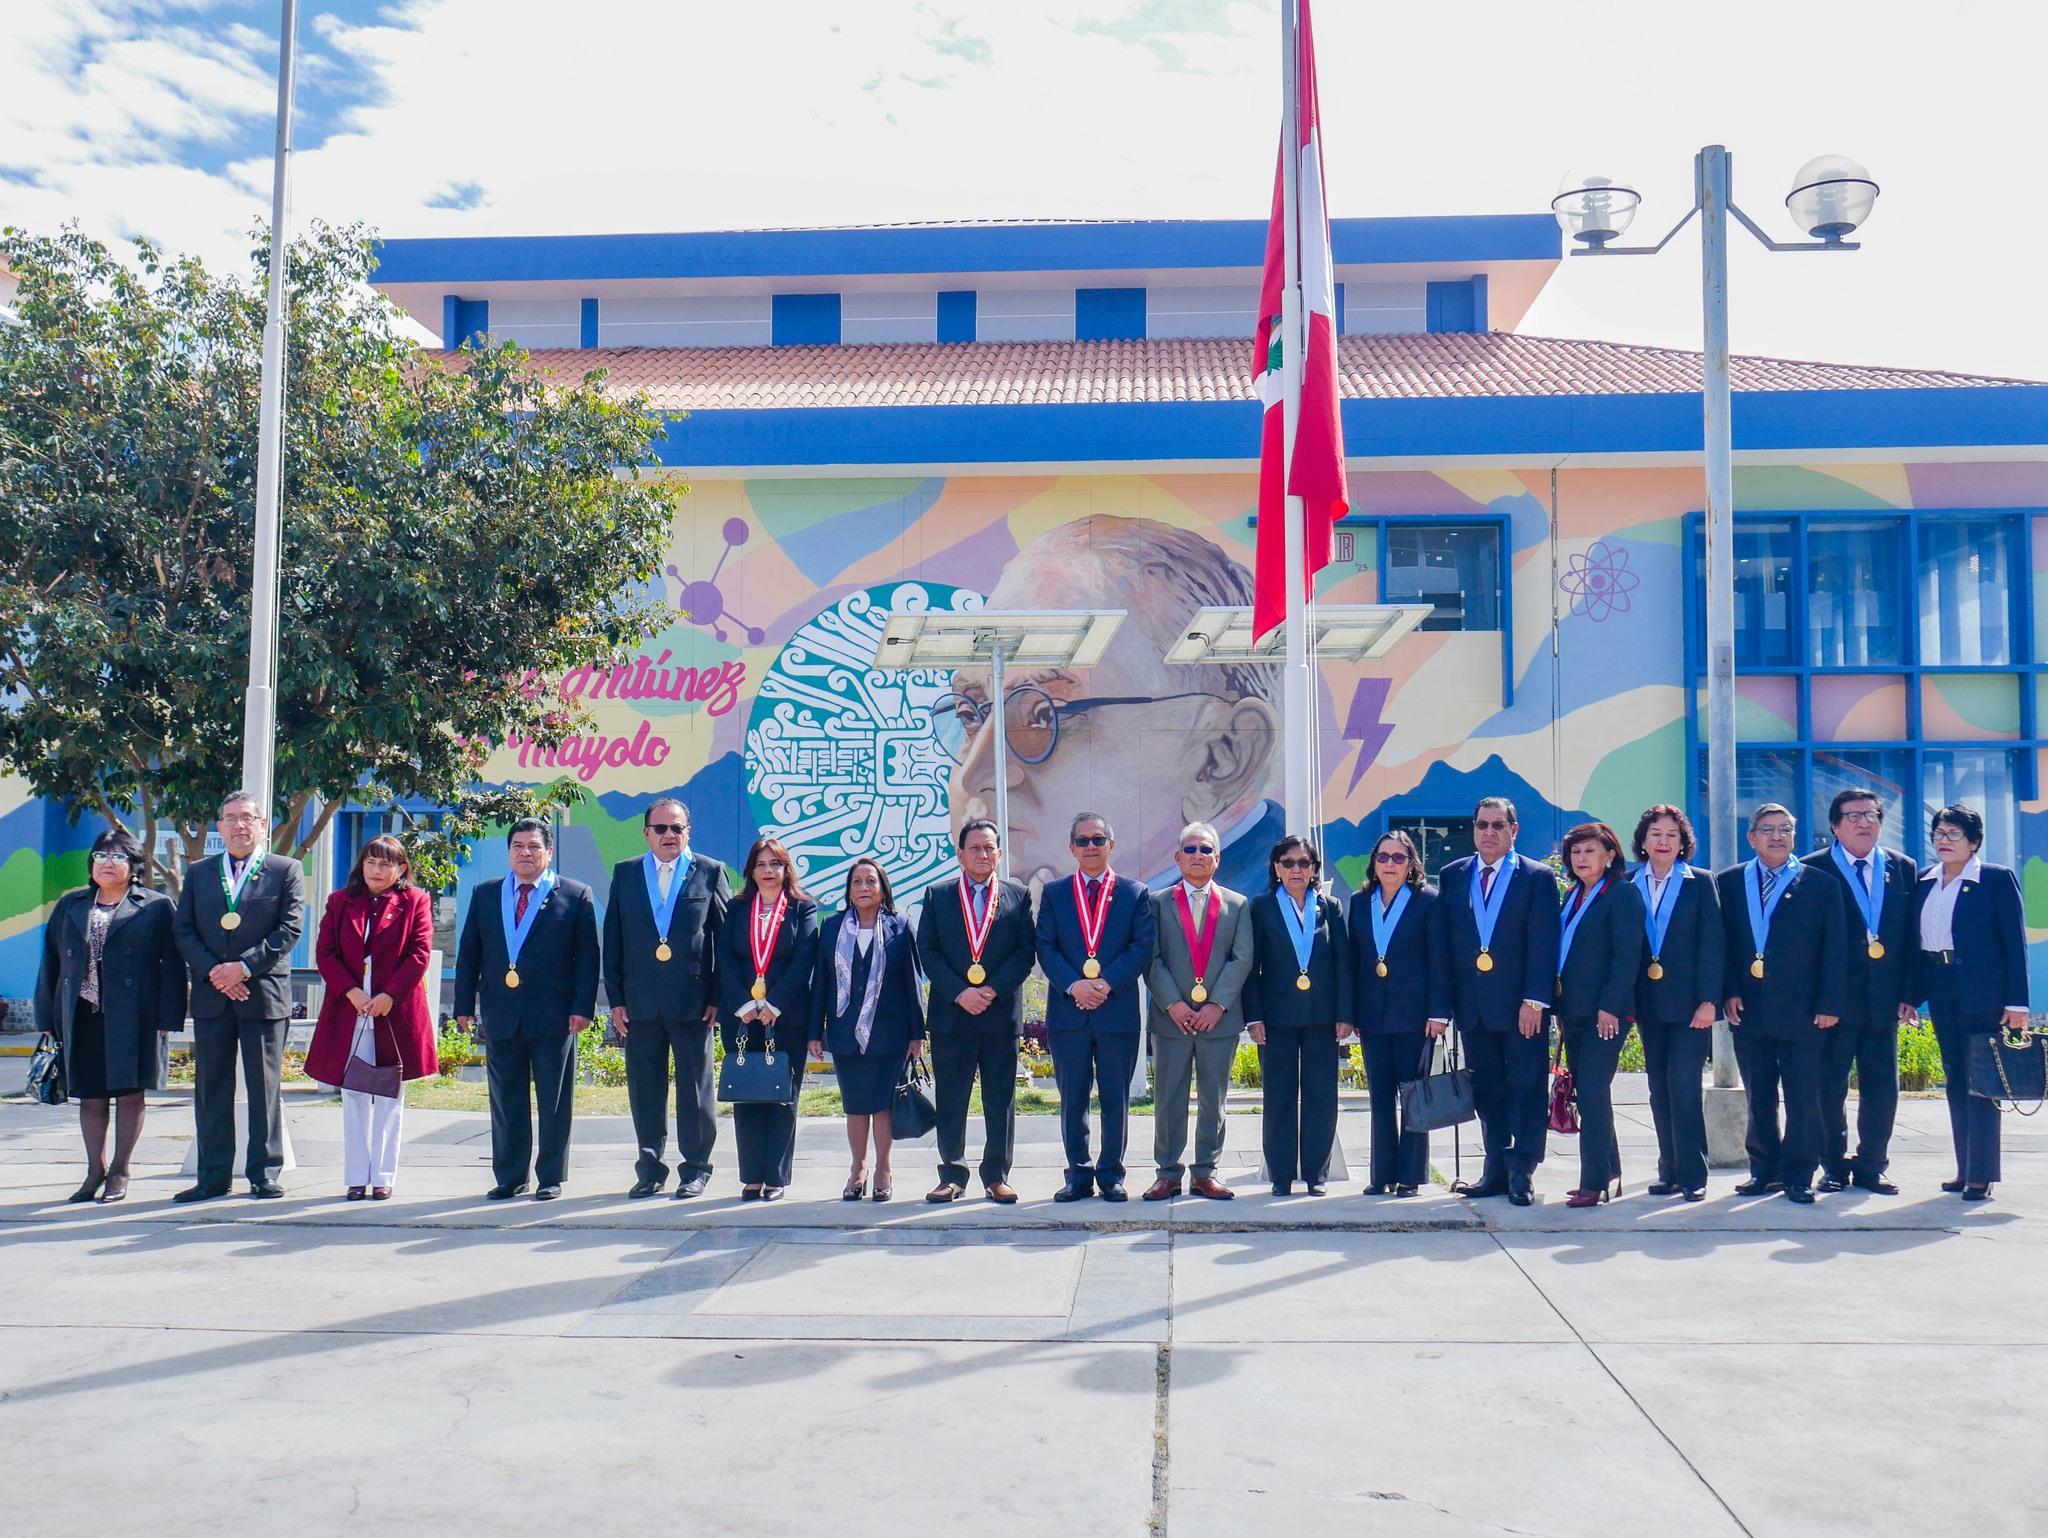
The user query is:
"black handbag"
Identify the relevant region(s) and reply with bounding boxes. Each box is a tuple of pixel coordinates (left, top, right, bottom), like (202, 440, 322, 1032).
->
(1399, 1031, 1476, 1132)
(718, 1029, 797, 1104)
(890, 1054, 938, 1140)
(1968, 1024, 2046, 1113)
(26, 1031, 67, 1107)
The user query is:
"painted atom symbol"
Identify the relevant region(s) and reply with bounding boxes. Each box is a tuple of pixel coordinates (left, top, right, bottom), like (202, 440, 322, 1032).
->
(1559, 540, 1640, 622)
(665, 516, 767, 644)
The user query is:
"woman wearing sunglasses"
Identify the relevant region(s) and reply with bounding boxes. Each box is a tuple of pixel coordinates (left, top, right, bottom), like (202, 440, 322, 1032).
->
(1242, 834, 1355, 1195)
(1347, 831, 1450, 1196)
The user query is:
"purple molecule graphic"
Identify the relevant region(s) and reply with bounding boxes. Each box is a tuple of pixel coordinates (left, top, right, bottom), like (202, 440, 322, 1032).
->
(665, 516, 767, 645)
(1559, 540, 1640, 623)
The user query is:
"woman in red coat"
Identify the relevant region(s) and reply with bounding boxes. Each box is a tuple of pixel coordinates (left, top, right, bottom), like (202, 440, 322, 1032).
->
(308, 835, 439, 1199)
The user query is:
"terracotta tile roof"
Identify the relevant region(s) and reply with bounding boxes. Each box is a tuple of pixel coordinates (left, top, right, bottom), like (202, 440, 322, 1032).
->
(442, 333, 2042, 411)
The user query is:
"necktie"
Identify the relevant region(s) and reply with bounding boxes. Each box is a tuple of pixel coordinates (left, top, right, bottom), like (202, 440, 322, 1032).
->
(1480, 864, 1495, 902)
(1086, 877, 1101, 902)
(973, 883, 987, 923)
(659, 862, 674, 901)
(515, 883, 534, 924)
(1190, 885, 1208, 922)
(1854, 857, 1870, 898)
(1759, 864, 1777, 905)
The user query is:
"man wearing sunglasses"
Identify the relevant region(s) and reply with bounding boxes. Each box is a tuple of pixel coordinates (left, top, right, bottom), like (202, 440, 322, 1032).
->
(602, 799, 731, 1199)
(1438, 797, 1562, 1206)
(1036, 812, 1158, 1201)
(1143, 822, 1257, 1200)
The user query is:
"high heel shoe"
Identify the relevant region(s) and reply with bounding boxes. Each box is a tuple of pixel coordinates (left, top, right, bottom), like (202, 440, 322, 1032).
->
(843, 1176, 868, 1201)
(1962, 1184, 1992, 1202)
(68, 1172, 107, 1203)
(347, 1186, 368, 1201)
(1565, 1186, 1611, 1208)
(98, 1173, 130, 1204)
(872, 1180, 893, 1202)
(1941, 1179, 1966, 1194)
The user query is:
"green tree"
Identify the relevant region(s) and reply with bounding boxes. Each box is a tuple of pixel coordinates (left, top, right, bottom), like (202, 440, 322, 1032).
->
(0, 222, 681, 889)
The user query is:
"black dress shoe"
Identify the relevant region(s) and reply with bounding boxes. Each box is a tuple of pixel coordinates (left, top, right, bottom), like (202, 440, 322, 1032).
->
(1098, 1182, 1128, 1202)
(1507, 1175, 1534, 1206)
(1455, 1177, 1510, 1200)
(1962, 1184, 1993, 1202)
(1817, 1174, 1849, 1193)
(675, 1174, 710, 1199)
(1270, 1181, 1294, 1197)
(628, 1178, 662, 1199)
(1392, 1184, 1418, 1198)
(1645, 1181, 1682, 1197)
(1362, 1183, 1391, 1196)
(1305, 1183, 1327, 1197)
(487, 1183, 531, 1201)
(1733, 1178, 1782, 1197)
(1053, 1180, 1094, 1203)
(534, 1184, 562, 1201)
(1852, 1172, 1900, 1196)
(1942, 1179, 1966, 1194)
(740, 1186, 763, 1201)
(174, 1183, 230, 1204)
(1783, 1186, 1815, 1204)
(1682, 1188, 1706, 1202)
(248, 1179, 285, 1200)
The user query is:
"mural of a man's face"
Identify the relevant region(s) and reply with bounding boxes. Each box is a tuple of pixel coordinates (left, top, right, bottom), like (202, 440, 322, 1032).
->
(944, 515, 1280, 887)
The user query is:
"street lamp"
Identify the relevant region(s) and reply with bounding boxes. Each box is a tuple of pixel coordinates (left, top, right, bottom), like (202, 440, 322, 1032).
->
(1557, 145, 1878, 1164)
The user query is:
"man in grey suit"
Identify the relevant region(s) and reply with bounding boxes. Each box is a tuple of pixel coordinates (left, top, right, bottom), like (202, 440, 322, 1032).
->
(171, 788, 306, 1202)
(1143, 821, 1256, 1200)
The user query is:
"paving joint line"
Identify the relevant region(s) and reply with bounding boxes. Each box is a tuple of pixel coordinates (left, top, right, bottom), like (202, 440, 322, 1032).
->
(1148, 1232, 1174, 1537)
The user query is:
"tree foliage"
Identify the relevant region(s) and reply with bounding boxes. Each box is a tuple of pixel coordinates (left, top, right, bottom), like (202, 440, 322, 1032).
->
(0, 222, 681, 888)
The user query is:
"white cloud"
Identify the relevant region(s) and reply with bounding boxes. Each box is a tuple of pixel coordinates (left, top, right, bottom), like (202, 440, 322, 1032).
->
(2, 0, 2044, 380)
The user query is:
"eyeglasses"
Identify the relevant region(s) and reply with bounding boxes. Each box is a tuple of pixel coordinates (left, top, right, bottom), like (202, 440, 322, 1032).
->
(930, 687, 1232, 767)
(1276, 857, 1316, 871)
(1374, 851, 1410, 865)
(90, 851, 131, 866)
(1181, 843, 1216, 856)
(1753, 825, 1795, 838)
(1072, 834, 1110, 848)
(1473, 818, 1511, 832)
(647, 823, 688, 836)
(1838, 810, 1883, 825)
(221, 813, 263, 825)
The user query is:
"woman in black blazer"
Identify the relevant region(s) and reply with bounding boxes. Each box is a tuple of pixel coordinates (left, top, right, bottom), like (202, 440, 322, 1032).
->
(809, 858, 926, 1202)
(1915, 804, 2030, 1200)
(716, 836, 820, 1199)
(1629, 804, 1725, 1202)
(1347, 831, 1450, 1196)
(1554, 822, 1645, 1207)
(32, 829, 187, 1204)
(1243, 834, 1355, 1195)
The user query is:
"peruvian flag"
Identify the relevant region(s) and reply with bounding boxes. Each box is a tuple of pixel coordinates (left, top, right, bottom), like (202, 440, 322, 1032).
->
(1252, 0, 1349, 642)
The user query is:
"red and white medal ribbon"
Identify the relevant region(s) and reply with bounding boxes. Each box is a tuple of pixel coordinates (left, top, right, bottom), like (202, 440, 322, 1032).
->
(959, 878, 998, 985)
(749, 891, 787, 1000)
(1074, 870, 1116, 977)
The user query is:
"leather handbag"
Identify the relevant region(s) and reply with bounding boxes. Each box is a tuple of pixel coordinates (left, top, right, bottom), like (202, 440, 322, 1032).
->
(1969, 1024, 2046, 1114)
(26, 1031, 67, 1107)
(718, 1029, 796, 1104)
(341, 1015, 403, 1100)
(890, 1054, 938, 1140)
(1548, 1033, 1580, 1135)
(1399, 1031, 1476, 1132)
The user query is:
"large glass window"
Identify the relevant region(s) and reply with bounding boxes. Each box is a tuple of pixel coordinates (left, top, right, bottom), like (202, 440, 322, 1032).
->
(1386, 525, 1500, 632)
(1808, 521, 1904, 666)
(1809, 749, 1913, 848)
(1729, 521, 1796, 668)
(1923, 748, 2022, 863)
(1696, 747, 1800, 865)
(1919, 518, 2015, 665)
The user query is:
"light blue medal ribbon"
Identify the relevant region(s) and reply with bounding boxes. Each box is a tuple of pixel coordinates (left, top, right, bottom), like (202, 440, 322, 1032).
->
(1280, 890, 1317, 989)
(1744, 859, 1790, 978)
(1470, 858, 1513, 970)
(1557, 877, 1607, 981)
(1632, 862, 1686, 977)
(1369, 886, 1411, 977)
(1829, 842, 1885, 956)
(643, 850, 688, 961)
(500, 868, 557, 987)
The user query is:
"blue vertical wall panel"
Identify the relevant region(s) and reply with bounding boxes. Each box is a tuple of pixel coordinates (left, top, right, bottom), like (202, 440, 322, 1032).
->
(772, 293, 842, 345)
(580, 298, 599, 348)
(1076, 287, 1146, 341)
(936, 290, 977, 342)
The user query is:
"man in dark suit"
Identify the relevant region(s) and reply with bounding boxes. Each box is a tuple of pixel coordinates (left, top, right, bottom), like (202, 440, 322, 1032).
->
(604, 797, 729, 1200)
(1035, 811, 1157, 1202)
(919, 817, 1036, 1204)
(1718, 802, 1847, 1204)
(1802, 789, 1920, 1195)
(456, 817, 600, 1200)
(1438, 796, 1561, 1206)
(171, 789, 305, 1202)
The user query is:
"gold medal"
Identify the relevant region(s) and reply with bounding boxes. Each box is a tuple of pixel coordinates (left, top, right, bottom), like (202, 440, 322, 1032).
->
(1375, 959, 1389, 979)
(1295, 972, 1312, 992)
(656, 941, 672, 962)
(1867, 940, 1885, 961)
(1082, 956, 1102, 979)
(966, 963, 986, 986)
(1190, 981, 1209, 1004)
(750, 975, 768, 1001)
(1751, 956, 1765, 979)
(1476, 951, 1495, 972)
(505, 967, 520, 990)
(1647, 959, 1665, 981)
(219, 910, 242, 932)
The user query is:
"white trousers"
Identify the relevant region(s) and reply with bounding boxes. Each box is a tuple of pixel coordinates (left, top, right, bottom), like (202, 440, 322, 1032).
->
(341, 1020, 404, 1188)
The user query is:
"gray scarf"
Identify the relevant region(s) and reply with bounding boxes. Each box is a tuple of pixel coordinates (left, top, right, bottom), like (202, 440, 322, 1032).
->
(833, 910, 898, 1051)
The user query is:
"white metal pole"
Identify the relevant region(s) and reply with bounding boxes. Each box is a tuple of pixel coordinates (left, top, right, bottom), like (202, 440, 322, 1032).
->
(988, 642, 1011, 885)
(1278, 0, 1313, 837)
(240, 0, 299, 830)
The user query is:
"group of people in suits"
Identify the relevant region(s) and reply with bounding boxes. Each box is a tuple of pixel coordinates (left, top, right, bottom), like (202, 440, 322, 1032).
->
(30, 783, 2032, 1211)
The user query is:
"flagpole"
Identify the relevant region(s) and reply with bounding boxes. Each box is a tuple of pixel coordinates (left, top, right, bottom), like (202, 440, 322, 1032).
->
(1278, 0, 1313, 839)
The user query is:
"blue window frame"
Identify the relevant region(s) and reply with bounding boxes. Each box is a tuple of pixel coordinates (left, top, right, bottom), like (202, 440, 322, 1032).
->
(1683, 508, 2043, 864)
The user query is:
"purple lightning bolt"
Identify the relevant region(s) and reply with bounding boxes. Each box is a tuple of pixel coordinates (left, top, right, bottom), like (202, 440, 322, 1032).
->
(1344, 677, 1394, 794)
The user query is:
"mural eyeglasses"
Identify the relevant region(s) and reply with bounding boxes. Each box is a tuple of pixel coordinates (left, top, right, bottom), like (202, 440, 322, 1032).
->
(928, 686, 1233, 766)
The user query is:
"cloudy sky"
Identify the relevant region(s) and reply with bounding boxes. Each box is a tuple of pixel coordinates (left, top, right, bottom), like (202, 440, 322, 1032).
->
(3, 0, 2040, 377)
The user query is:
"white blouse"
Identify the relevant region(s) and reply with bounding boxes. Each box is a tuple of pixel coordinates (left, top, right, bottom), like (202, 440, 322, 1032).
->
(1917, 857, 1981, 952)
